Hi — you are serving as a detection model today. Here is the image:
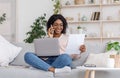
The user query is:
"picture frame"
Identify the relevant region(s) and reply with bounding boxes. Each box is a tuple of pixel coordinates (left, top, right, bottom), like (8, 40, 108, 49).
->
(114, 0, 120, 3)
(88, 0, 95, 4)
(74, 0, 85, 5)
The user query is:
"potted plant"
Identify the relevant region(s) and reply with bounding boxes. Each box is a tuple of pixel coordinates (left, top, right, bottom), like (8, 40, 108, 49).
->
(0, 13, 6, 24)
(106, 40, 120, 54)
(24, 13, 47, 43)
(51, 0, 61, 14)
(77, 26, 83, 34)
(114, 0, 119, 3)
(106, 40, 120, 68)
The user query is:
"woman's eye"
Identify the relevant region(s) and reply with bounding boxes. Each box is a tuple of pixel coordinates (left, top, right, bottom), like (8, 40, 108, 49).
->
(54, 24, 58, 26)
(60, 24, 63, 26)
(53, 24, 63, 27)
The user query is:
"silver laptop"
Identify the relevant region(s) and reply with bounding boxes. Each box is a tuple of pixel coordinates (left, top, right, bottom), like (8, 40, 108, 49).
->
(34, 38, 60, 56)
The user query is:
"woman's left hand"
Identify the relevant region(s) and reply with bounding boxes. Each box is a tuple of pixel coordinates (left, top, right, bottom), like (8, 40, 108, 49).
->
(70, 45, 86, 59)
(79, 45, 86, 53)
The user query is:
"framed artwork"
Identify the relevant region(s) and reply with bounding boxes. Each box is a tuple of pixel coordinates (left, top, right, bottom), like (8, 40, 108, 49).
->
(74, 0, 85, 5)
(114, 0, 120, 3)
(88, 0, 95, 4)
(0, 0, 16, 42)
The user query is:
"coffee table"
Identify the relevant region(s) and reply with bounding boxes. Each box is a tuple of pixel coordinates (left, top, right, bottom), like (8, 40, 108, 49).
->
(76, 66, 120, 78)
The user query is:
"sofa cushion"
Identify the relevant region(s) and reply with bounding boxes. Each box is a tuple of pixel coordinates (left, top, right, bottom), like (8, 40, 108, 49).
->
(10, 43, 35, 66)
(0, 66, 54, 78)
(0, 35, 22, 66)
(84, 51, 116, 67)
(55, 68, 85, 78)
(71, 52, 89, 68)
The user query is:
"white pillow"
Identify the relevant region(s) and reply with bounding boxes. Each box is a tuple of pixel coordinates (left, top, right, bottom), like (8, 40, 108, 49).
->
(0, 35, 22, 66)
(84, 51, 116, 67)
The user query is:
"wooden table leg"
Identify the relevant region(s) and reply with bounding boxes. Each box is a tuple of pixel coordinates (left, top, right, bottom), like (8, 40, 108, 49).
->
(90, 70, 95, 78)
(84, 70, 90, 78)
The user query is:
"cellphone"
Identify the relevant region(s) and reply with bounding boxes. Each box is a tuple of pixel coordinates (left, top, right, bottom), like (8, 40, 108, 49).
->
(50, 25, 54, 34)
(84, 64, 96, 67)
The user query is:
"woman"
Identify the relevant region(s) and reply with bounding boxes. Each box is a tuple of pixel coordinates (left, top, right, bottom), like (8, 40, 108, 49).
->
(24, 14, 86, 73)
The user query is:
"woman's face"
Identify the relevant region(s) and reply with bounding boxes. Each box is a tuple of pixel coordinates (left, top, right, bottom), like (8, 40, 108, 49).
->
(52, 19, 63, 34)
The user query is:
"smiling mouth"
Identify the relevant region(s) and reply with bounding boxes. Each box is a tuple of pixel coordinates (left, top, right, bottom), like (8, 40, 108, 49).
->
(55, 30, 62, 33)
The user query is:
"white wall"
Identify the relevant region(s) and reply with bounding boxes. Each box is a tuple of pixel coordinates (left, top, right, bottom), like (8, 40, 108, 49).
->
(0, 0, 16, 42)
(16, 0, 120, 43)
(16, 0, 53, 43)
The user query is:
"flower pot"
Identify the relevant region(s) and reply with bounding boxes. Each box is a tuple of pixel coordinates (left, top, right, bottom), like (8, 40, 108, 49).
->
(74, 0, 84, 5)
(106, 58, 115, 68)
(110, 55, 120, 68)
(77, 29, 83, 34)
(81, 15, 87, 21)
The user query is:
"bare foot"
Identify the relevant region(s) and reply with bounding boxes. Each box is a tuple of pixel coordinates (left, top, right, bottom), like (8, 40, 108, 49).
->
(48, 67, 55, 73)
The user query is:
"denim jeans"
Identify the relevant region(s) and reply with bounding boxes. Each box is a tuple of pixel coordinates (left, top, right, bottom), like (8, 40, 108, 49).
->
(24, 52, 72, 71)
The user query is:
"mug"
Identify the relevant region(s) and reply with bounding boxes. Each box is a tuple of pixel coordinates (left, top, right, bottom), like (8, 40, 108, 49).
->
(106, 58, 115, 68)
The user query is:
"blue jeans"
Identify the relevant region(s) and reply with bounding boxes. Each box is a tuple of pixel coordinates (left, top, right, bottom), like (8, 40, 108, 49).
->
(24, 52, 72, 71)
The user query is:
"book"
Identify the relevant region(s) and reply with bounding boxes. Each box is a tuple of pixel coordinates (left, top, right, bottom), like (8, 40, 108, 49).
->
(95, 12, 98, 20)
(91, 12, 95, 20)
(97, 12, 100, 20)
(93, 12, 97, 20)
(91, 12, 100, 20)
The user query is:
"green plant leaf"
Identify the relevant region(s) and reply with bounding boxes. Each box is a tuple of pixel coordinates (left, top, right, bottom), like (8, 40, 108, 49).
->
(0, 13, 6, 24)
(24, 14, 47, 43)
(114, 45, 120, 50)
(51, 0, 60, 14)
(106, 41, 120, 55)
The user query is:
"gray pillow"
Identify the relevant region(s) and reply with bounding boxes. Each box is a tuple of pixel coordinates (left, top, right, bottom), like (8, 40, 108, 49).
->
(10, 43, 34, 66)
(71, 52, 89, 68)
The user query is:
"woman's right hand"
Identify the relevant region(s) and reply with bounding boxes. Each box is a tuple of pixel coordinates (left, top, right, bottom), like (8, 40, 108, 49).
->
(70, 54, 80, 60)
(47, 25, 55, 38)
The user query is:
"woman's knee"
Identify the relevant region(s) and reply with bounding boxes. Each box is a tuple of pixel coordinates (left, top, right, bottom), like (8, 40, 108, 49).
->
(60, 54, 72, 62)
(24, 52, 32, 57)
(60, 54, 70, 58)
(24, 52, 34, 61)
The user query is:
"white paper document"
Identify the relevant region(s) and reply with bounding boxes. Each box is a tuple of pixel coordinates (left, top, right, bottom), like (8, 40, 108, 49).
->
(65, 34, 85, 54)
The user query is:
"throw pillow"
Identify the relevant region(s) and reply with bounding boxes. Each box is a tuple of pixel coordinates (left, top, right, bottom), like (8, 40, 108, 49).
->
(84, 51, 116, 67)
(0, 35, 22, 66)
(71, 52, 89, 68)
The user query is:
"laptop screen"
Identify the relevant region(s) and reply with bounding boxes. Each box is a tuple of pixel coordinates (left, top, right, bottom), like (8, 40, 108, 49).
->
(34, 38, 61, 56)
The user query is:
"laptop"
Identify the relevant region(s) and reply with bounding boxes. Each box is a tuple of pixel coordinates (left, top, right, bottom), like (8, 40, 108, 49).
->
(34, 38, 61, 56)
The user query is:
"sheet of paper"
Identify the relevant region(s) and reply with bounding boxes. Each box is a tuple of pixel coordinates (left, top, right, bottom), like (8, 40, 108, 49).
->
(65, 34, 85, 54)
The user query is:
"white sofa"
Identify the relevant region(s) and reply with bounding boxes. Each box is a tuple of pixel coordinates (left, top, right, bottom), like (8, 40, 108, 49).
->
(0, 42, 120, 78)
